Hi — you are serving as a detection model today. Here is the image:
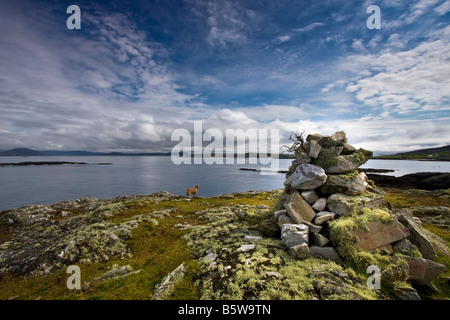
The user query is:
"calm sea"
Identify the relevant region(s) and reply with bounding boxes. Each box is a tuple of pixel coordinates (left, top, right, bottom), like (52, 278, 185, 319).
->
(1, 156, 449, 212)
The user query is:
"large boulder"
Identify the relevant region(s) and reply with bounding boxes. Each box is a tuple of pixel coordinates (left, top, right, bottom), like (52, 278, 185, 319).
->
(281, 224, 309, 248)
(315, 148, 373, 174)
(351, 220, 410, 252)
(397, 209, 436, 261)
(290, 163, 327, 190)
(326, 191, 384, 216)
(284, 191, 316, 223)
(405, 257, 445, 285)
(321, 171, 368, 195)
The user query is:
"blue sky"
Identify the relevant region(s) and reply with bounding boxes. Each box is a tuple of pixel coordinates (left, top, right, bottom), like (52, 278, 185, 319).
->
(0, 0, 449, 153)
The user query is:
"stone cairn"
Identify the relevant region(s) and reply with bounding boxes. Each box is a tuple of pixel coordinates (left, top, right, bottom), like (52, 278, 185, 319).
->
(273, 131, 445, 285)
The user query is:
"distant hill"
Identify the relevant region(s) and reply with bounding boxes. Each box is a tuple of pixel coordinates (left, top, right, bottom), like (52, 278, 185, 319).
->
(0, 148, 43, 156)
(373, 145, 450, 161)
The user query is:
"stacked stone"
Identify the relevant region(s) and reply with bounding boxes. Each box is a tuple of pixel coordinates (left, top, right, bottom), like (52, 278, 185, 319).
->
(276, 131, 405, 261)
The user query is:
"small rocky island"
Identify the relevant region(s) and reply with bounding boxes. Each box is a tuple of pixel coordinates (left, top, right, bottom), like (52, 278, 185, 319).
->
(0, 131, 448, 300)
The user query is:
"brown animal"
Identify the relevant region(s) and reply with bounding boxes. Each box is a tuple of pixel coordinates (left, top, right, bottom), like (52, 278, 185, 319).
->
(185, 185, 199, 198)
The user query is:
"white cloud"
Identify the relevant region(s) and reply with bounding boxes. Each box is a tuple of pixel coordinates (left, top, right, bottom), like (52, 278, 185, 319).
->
(435, 0, 450, 14)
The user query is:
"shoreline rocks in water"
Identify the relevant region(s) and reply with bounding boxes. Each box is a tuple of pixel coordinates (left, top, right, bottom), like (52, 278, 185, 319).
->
(367, 172, 450, 190)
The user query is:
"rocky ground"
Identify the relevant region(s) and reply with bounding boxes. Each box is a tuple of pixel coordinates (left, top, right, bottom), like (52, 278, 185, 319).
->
(0, 186, 448, 300)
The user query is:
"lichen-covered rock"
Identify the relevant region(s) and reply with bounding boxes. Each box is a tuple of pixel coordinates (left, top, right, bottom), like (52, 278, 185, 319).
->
(281, 224, 309, 248)
(315, 148, 373, 174)
(321, 171, 368, 195)
(327, 191, 384, 216)
(290, 163, 327, 190)
(397, 209, 437, 261)
(351, 220, 410, 252)
(289, 243, 309, 259)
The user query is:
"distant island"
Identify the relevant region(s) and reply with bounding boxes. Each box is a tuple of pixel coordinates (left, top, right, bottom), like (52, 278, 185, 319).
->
(372, 145, 450, 161)
(0, 148, 170, 157)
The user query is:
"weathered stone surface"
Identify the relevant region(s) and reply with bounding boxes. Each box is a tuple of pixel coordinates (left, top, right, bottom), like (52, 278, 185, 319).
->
(305, 141, 322, 159)
(351, 221, 410, 252)
(289, 243, 309, 259)
(257, 217, 280, 237)
(284, 191, 316, 223)
(321, 171, 368, 195)
(394, 287, 421, 300)
(277, 214, 294, 228)
(309, 246, 342, 263)
(312, 198, 327, 212)
(237, 244, 256, 252)
(302, 220, 322, 234)
(326, 191, 384, 216)
(294, 147, 312, 164)
(314, 211, 335, 225)
(341, 143, 356, 155)
(318, 136, 338, 148)
(329, 146, 343, 156)
(312, 233, 330, 247)
(273, 209, 287, 219)
(397, 209, 436, 261)
(306, 133, 323, 142)
(281, 224, 309, 248)
(331, 131, 346, 143)
(152, 263, 186, 300)
(301, 191, 318, 204)
(405, 257, 445, 285)
(392, 239, 415, 254)
(290, 163, 327, 191)
(284, 174, 293, 187)
(315, 148, 373, 174)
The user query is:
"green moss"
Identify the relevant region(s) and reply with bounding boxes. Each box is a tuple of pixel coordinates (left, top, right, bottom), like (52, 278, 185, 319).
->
(315, 149, 339, 169)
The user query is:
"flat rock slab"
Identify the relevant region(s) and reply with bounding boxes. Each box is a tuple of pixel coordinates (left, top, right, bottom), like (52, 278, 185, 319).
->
(327, 191, 384, 216)
(309, 246, 342, 263)
(352, 221, 410, 252)
(284, 191, 316, 223)
(405, 257, 445, 285)
(321, 171, 368, 195)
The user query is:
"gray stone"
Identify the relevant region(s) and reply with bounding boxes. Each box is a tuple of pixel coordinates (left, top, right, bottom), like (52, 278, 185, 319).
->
(397, 209, 436, 261)
(277, 214, 294, 228)
(312, 233, 330, 247)
(281, 224, 309, 248)
(237, 244, 256, 252)
(244, 235, 262, 242)
(394, 287, 421, 300)
(309, 246, 342, 263)
(405, 257, 445, 285)
(291, 163, 327, 191)
(318, 136, 338, 148)
(306, 133, 323, 142)
(284, 191, 316, 223)
(301, 191, 318, 204)
(301, 220, 322, 234)
(305, 141, 322, 159)
(312, 198, 327, 212)
(341, 143, 356, 155)
(315, 148, 372, 174)
(289, 243, 310, 259)
(321, 171, 368, 195)
(331, 131, 346, 143)
(329, 146, 343, 156)
(392, 239, 415, 253)
(152, 263, 187, 300)
(314, 211, 335, 225)
(273, 209, 287, 219)
(7, 219, 14, 225)
(284, 174, 293, 187)
(326, 191, 384, 216)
